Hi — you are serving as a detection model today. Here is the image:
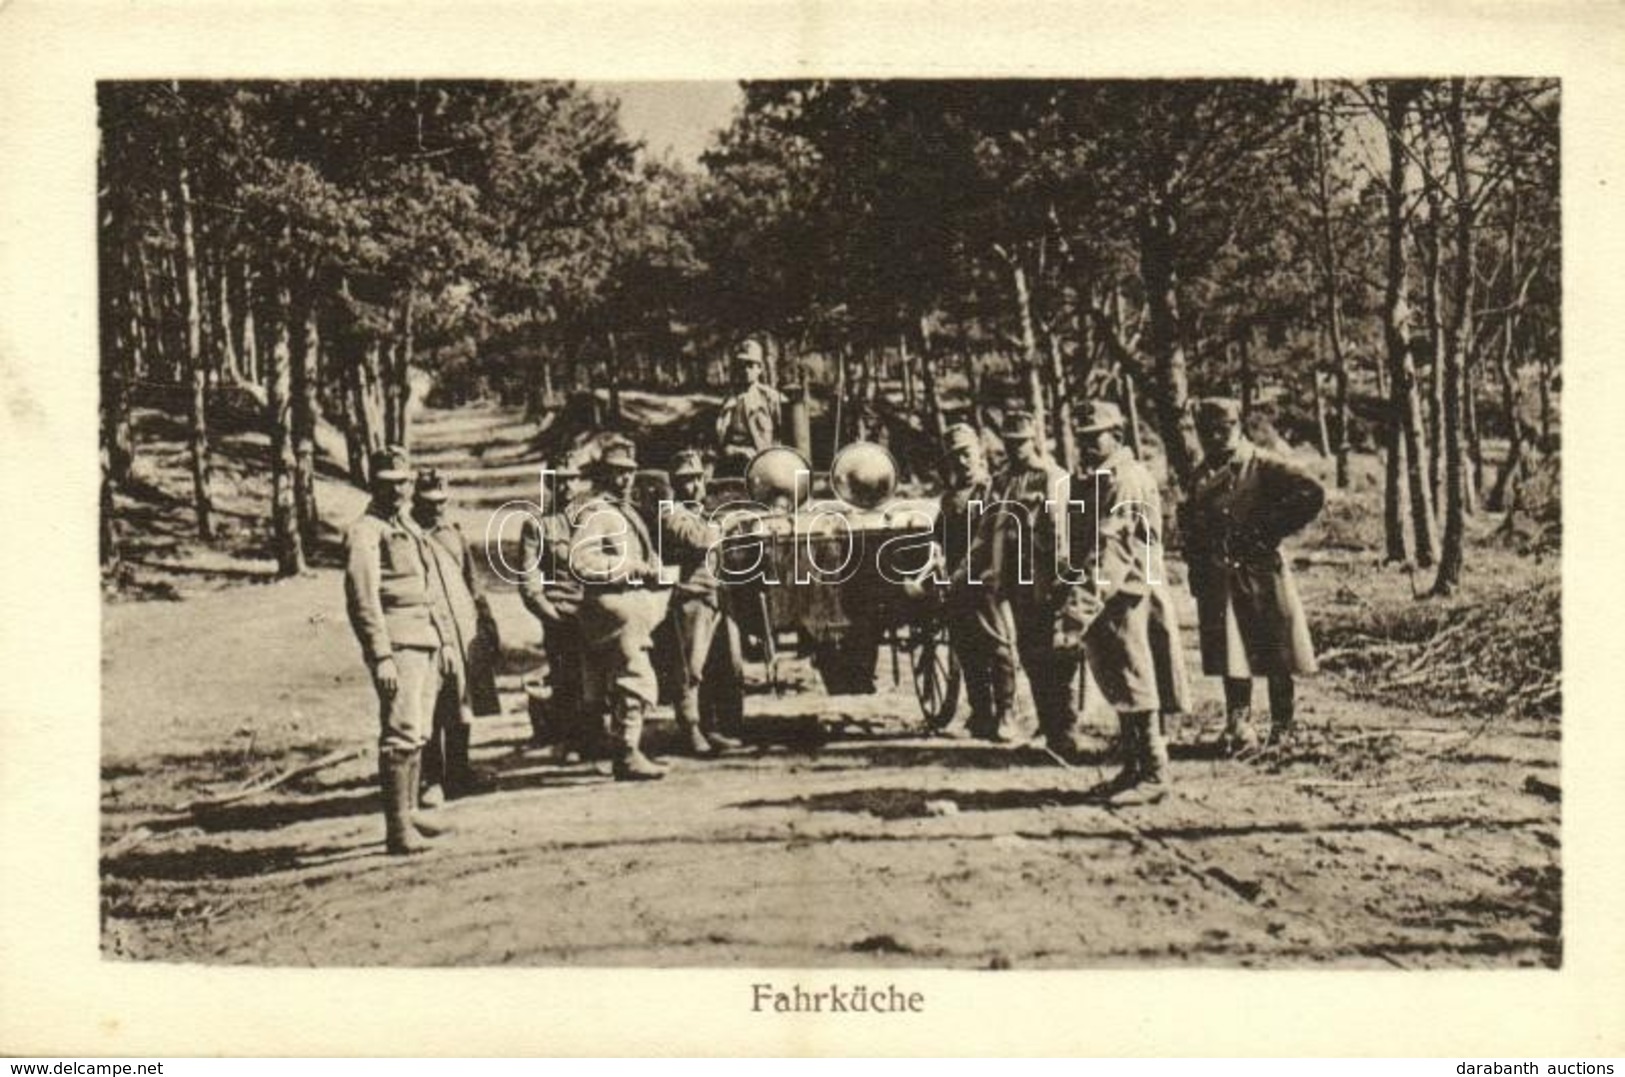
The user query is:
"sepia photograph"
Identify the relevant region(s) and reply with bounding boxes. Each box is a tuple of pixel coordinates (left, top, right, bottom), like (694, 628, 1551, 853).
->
(92, 75, 1566, 972)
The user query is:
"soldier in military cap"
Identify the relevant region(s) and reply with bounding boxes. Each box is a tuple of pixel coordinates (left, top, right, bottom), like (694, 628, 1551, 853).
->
(411, 467, 500, 804)
(1072, 400, 1192, 804)
(990, 409, 1088, 758)
(569, 440, 673, 781)
(933, 423, 1019, 741)
(658, 449, 745, 756)
(1185, 397, 1325, 755)
(343, 447, 457, 856)
(714, 337, 786, 478)
(518, 448, 593, 758)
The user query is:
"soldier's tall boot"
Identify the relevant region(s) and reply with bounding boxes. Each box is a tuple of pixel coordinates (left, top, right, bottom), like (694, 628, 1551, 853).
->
(1219, 677, 1259, 757)
(1108, 711, 1169, 806)
(419, 725, 447, 808)
(444, 720, 496, 798)
(1088, 711, 1141, 798)
(380, 749, 431, 856)
(406, 749, 454, 838)
(1266, 675, 1297, 746)
(674, 685, 713, 756)
(698, 685, 742, 751)
(612, 698, 666, 782)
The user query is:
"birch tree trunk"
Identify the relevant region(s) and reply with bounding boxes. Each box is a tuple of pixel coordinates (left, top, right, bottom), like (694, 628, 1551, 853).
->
(290, 271, 320, 551)
(173, 104, 215, 540)
(265, 262, 304, 577)
(1432, 78, 1474, 596)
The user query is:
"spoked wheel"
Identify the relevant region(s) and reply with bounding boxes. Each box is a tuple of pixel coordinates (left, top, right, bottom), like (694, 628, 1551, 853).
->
(911, 621, 962, 732)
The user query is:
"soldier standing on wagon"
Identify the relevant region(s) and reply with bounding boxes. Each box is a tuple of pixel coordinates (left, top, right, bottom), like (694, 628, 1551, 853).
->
(1184, 397, 1326, 755)
(658, 449, 746, 757)
(714, 338, 785, 478)
(518, 450, 593, 759)
(411, 468, 500, 804)
(990, 410, 1088, 759)
(343, 448, 456, 856)
(569, 440, 673, 781)
(934, 423, 1019, 742)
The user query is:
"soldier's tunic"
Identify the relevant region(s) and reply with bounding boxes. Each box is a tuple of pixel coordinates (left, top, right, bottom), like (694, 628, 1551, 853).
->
(344, 506, 455, 753)
(569, 493, 671, 710)
(658, 499, 744, 724)
(935, 476, 1018, 736)
(1184, 440, 1324, 678)
(714, 382, 785, 475)
(421, 519, 501, 717)
(990, 455, 1083, 742)
(518, 504, 586, 743)
(1077, 446, 1191, 714)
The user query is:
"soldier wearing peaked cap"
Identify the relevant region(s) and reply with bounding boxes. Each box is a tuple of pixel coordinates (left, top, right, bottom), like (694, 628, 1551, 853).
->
(1185, 396, 1325, 755)
(411, 468, 500, 805)
(657, 449, 745, 756)
(989, 409, 1089, 759)
(933, 423, 1019, 741)
(714, 338, 786, 478)
(1071, 400, 1192, 805)
(518, 449, 594, 757)
(569, 440, 673, 780)
(343, 447, 458, 856)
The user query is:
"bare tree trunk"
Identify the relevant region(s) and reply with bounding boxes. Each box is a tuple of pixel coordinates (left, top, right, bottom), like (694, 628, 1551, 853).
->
(290, 270, 320, 551)
(1137, 200, 1201, 490)
(1311, 358, 1332, 458)
(239, 262, 259, 386)
(1423, 177, 1446, 510)
(899, 331, 917, 413)
(173, 102, 215, 540)
(362, 339, 387, 457)
(1121, 369, 1144, 460)
(1047, 332, 1078, 472)
(1311, 86, 1352, 487)
(391, 289, 416, 451)
(916, 314, 945, 440)
(1489, 182, 1526, 513)
(1380, 82, 1418, 564)
(1432, 78, 1474, 597)
(265, 262, 304, 577)
(1464, 364, 1483, 513)
(216, 256, 242, 384)
(606, 329, 623, 423)
(1009, 259, 1050, 452)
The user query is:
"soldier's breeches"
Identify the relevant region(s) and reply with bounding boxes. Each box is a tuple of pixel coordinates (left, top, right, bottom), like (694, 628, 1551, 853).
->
(1083, 592, 1160, 712)
(947, 590, 1017, 724)
(1011, 597, 1078, 739)
(677, 597, 722, 687)
(377, 645, 441, 754)
(580, 591, 668, 709)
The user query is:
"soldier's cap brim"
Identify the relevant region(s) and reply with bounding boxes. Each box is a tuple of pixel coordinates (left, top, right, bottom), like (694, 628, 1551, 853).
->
(416, 489, 451, 501)
(374, 468, 413, 480)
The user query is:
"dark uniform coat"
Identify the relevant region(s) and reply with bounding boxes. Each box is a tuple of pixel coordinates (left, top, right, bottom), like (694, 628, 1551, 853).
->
(1184, 440, 1325, 678)
(421, 520, 502, 717)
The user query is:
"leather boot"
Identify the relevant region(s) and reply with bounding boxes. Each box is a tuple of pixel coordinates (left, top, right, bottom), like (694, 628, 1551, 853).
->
(698, 691, 742, 751)
(1218, 677, 1258, 757)
(674, 686, 713, 756)
(1109, 711, 1169, 806)
(419, 726, 446, 808)
(407, 751, 454, 838)
(1089, 712, 1141, 798)
(381, 750, 431, 856)
(612, 698, 666, 782)
(1266, 675, 1297, 746)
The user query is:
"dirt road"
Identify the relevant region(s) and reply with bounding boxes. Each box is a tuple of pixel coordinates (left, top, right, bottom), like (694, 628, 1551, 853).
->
(100, 574, 1561, 969)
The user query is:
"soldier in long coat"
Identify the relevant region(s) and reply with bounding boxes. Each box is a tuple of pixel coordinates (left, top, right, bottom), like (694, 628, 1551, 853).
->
(411, 468, 500, 803)
(343, 447, 456, 856)
(657, 449, 746, 756)
(518, 451, 592, 758)
(933, 423, 1019, 741)
(714, 338, 786, 478)
(1184, 397, 1325, 753)
(569, 441, 673, 781)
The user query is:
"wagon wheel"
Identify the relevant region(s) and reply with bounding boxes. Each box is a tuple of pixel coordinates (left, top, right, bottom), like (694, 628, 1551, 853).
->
(910, 621, 961, 731)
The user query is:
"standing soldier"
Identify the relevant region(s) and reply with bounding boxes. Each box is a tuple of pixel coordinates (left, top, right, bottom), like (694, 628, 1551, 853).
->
(658, 449, 746, 756)
(990, 410, 1086, 759)
(1073, 401, 1191, 804)
(569, 440, 673, 781)
(411, 468, 499, 804)
(933, 423, 1018, 742)
(1185, 397, 1326, 755)
(343, 447, 456, 856)
(714, 338, 785, 477)
(518, 451, 592, 758)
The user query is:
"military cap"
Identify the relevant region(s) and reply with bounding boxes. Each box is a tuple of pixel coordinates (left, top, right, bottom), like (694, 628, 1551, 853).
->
(944, 423, 982, 453)
(414, 467, 450, 501)
(1001, 410, 1038, 441)
(598, 441, 639, 471)
(672, 449, 707, 477)
(1195, 397, 1242, 426)
(548, 450, 586, 478)
(370, 446, 412, 481)
(732, 338, 765, 367)
(1076, 399, 1126, 434)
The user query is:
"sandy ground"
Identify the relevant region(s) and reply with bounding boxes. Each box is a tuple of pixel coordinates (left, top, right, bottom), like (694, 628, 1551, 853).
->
(100, 572, 1561, 969)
